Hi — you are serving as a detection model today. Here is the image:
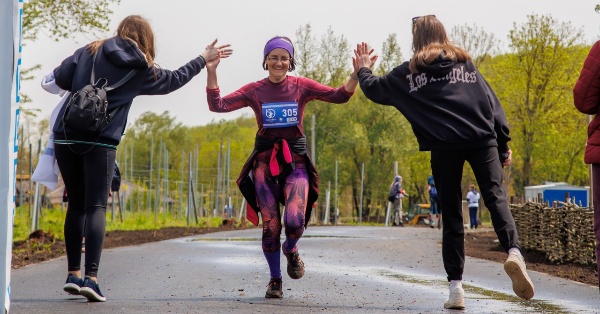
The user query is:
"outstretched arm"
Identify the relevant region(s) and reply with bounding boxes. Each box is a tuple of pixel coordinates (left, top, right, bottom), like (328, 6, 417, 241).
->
(354, 42, 396, 105)
(139, 39, 232, 95)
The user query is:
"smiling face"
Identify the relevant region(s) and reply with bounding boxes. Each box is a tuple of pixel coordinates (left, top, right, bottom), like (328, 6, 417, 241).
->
(265, 48, 291, 83)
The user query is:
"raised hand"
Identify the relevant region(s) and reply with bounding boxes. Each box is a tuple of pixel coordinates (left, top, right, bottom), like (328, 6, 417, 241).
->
(202, 39, 233, 63)
(354, 42, 377, 70)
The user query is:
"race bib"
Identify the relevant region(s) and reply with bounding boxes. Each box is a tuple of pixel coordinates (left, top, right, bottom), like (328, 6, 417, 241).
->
(262, 102, 299, 128)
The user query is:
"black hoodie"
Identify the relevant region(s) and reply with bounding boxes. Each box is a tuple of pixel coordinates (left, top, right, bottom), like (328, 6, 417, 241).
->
(52, 36, 205, 147)
(357, 57, 510, 153)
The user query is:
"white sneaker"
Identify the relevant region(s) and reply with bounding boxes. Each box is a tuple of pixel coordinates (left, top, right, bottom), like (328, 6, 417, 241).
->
(444, 286, 465, 310)
(504, 252, 535, 300)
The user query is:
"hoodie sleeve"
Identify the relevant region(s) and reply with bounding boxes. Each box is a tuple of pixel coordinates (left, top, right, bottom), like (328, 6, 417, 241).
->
(139, 56, 206, 95)
(479, 73, 511, 152)
(574, 41, 600, 115)
(52, 47, 87, 91)
(357, 67, 396, 106)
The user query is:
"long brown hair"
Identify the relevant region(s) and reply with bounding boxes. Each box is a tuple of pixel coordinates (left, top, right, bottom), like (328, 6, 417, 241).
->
(409, 15, 470, 74)
(87, 15, 156, 67)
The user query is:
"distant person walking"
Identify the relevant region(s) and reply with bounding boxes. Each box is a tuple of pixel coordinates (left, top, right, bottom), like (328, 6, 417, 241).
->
(428, 175, 441, 229)
(50, 15, 231, 302)
(389, 175, 407, 226)
(466, 184, 480, 229)
(354, 15, 534, 309)
(573, 39, 600, 292)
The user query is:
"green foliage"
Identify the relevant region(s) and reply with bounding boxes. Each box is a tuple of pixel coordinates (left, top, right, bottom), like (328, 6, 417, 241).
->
(450, 23, 500, 67)
(12, 204, 225, 242)
(22, 0, 120, 42)
(376, 34, 404, 74)
(13, 205, 65, 241)
(484, 14, 588, 194)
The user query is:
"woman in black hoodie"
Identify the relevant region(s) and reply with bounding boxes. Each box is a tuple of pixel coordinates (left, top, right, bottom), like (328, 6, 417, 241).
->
(354, 15, 534, 310)
(52, 15, 232, 302)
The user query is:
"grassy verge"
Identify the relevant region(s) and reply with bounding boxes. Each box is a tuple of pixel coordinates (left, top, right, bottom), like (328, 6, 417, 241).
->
(12, 205, 227, 242)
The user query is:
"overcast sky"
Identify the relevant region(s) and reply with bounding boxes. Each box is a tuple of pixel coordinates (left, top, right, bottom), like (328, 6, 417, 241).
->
(20, 0, 600, 128)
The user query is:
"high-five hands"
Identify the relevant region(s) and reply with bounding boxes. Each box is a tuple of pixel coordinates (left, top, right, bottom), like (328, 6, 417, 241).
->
(353, 42, 378, 72)
(202, 39, 233, 63)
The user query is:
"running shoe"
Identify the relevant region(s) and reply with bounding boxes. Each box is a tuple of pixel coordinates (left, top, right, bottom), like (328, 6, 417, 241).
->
(444, 285, 465, 309)
(265, 277, 283, 298)
(504, 251, 535, 300)
(284, 250, 305, 279)
(79, 276, 107, 302)
(63, 274, 83, 295)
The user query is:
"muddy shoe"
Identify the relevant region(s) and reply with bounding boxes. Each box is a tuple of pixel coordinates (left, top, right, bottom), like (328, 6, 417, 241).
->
(284, 250, 305, 279)
(444, 286, 465, 310)
(504, 252, 535, 300)
(265, 277, 283, 298)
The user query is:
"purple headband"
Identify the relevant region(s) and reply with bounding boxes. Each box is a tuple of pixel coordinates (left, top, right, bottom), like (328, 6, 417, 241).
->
(263, 36, 294, 59)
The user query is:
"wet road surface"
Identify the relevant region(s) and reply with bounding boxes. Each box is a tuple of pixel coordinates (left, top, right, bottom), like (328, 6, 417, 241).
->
(9, 226, 600, 313)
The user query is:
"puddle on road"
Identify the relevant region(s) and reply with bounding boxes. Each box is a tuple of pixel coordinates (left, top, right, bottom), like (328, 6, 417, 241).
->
(188, 234, 360, 242)
(380, 270, 567, 313)
(188, 237, 259, 242)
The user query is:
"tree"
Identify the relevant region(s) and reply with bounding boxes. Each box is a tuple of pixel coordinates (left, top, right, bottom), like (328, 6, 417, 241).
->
(375, 34, 403, 74)
(484, 14, 587, 192)
(450, 23, 500, 67)
(295, 24, 323, 82)
(22, 0, 120, 42)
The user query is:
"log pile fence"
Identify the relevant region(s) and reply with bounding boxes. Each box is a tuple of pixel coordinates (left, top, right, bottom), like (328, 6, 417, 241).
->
(509, 197, 595, 266)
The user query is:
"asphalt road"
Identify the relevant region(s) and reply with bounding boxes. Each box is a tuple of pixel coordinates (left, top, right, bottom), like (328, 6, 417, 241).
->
(9, 226, 600, 313)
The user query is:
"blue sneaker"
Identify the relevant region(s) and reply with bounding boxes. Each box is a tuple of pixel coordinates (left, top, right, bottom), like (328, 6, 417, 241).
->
(63, 274, 83, 295)
(79, 277, 106, 302)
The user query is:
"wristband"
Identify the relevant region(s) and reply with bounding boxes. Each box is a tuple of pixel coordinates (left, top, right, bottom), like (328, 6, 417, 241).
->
(350, 73, 358, 80)
(199, 54, 206, 65)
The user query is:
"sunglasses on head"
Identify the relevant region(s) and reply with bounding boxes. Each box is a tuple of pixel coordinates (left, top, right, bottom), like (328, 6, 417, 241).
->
(412, 15, 436, 25)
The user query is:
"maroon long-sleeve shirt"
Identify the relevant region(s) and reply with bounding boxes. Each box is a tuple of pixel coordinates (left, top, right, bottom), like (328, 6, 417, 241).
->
(206, 75, 353, 140)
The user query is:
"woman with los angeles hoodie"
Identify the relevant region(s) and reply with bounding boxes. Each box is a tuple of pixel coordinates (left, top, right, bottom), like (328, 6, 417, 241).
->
(51, 15, 232, 302)
(354, 15, 534, 310)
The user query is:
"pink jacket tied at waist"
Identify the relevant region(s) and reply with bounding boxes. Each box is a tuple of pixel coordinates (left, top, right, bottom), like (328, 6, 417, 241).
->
(269, 139, 292, 176)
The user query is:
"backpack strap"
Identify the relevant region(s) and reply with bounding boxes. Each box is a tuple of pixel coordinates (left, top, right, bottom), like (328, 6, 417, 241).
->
(90, 52, 138, 91)
(105, 69, 138, 91)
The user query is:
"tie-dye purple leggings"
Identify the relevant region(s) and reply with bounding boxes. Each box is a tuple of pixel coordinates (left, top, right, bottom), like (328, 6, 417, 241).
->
(253, 160, 308, 253)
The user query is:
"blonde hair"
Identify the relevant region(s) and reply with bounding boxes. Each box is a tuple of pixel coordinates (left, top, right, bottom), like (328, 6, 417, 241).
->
(409, 15, 470, 74)
(87, 15, 155, 67)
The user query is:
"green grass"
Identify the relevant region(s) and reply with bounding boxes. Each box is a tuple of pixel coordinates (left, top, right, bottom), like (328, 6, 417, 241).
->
(11, 203, 495, 242)
(12, 205, 225, 242)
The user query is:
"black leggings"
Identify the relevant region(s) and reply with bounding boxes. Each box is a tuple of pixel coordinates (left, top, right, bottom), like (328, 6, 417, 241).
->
(55, 144, 116, 278)
(431, 146, 519, 281)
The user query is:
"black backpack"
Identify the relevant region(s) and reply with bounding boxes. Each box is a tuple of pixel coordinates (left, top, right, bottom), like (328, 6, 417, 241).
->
(111, 162, 122, 192)
(62, 52, 137, 135)
(388, 182, 399, 202)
